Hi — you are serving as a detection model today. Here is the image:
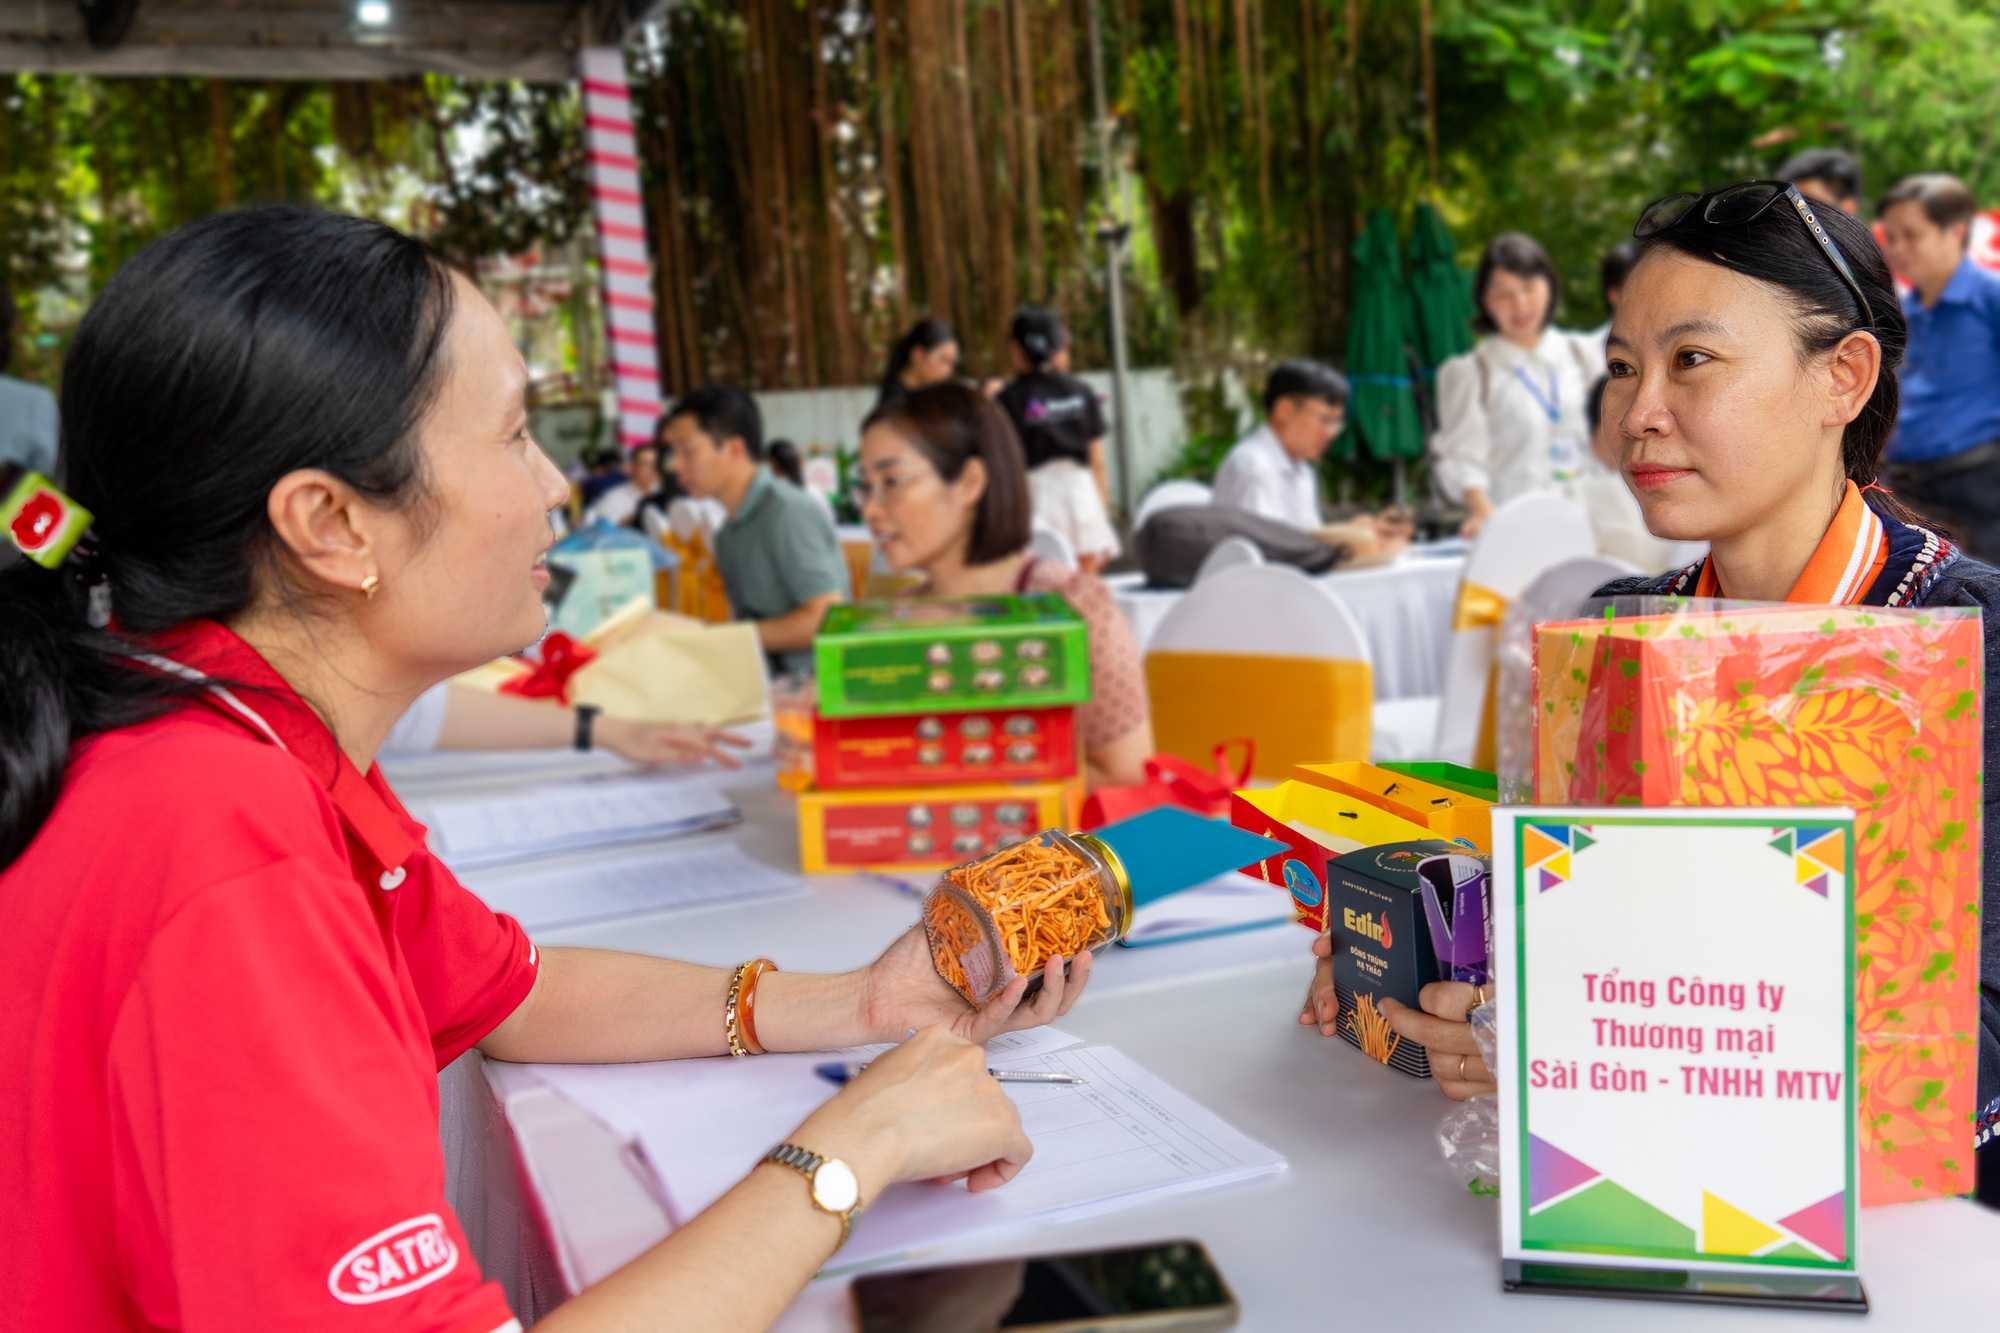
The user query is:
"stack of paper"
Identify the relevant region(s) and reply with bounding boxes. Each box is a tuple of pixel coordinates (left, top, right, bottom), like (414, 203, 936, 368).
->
(411, 773, 739, 870)
(522, 1029, 1286, 1273)
(458, 842, 806, 932)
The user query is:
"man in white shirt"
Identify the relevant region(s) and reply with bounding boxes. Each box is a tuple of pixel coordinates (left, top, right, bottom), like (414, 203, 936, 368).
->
(1212, 360, 1349, 530)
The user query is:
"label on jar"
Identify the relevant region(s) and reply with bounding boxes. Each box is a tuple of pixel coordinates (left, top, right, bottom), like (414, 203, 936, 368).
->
(961, 943, 997, 1001)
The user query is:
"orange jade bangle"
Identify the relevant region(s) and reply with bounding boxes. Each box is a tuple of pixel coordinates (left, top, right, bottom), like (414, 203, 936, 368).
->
(725, 957, 778, 1056)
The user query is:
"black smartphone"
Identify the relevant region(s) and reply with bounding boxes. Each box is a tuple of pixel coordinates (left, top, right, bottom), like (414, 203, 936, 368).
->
(850, 1239, 1238, 1332)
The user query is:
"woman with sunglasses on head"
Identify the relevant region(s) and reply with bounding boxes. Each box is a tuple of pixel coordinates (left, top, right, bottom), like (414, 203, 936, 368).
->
(0, 209, 1093, 1331)
(1330, 180, 2000, 1205)
(857, 381, 1154, 788)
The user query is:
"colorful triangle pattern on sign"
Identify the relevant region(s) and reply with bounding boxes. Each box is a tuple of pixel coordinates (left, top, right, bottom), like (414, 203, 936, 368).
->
(1798, 828, 1844, 872)
(1522, 826, 1565, 867)
(1540, 866, 1565, 893)
(1523, 1178, 1696, 1253)
(1571, 829, 1596, 854)
(1527, 1133, 1601, 1209)
(1702, 1191, 1784, 1255)
(1769, 830, 1795, 856)
(1776, 1191, 1846, 1260)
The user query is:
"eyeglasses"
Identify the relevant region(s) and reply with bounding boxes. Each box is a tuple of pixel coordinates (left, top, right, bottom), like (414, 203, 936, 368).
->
(1633, 179, 1874, 328)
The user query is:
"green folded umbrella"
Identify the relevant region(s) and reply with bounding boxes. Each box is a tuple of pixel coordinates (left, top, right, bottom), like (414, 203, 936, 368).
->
(1344, 207, 1424, 462)
(1407, 201, 1477, 372)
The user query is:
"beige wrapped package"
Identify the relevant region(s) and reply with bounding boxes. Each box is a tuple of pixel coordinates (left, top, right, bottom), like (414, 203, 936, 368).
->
(455, 598, 767, 725)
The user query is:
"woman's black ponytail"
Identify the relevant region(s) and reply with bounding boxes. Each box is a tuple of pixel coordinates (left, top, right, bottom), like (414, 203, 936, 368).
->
(0, 205, 455, 870)
(878, 317, 956, 401)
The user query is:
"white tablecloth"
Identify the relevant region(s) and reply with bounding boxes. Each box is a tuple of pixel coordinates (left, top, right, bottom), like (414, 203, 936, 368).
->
(436, 759, 2000, 1328)
(1107, 544, 1468, 701)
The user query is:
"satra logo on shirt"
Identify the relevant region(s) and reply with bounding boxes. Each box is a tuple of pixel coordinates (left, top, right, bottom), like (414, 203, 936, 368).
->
(328, 1214, 459, 1304)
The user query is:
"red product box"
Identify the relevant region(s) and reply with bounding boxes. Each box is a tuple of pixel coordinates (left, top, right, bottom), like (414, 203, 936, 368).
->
(811, 706, 1079, 789)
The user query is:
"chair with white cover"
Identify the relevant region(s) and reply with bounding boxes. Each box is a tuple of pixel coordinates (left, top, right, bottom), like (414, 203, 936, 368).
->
(1145, 563, 1374, 779)
(1028, 521, 1078, 569)
(1491, 554, 1640, 799)
(1133, 479, 1213, 534)
(1192, 534, 1265, 584)
(1432, 493, 1596, 769)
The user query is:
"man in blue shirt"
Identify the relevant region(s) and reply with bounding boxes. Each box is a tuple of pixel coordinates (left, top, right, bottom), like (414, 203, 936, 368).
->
(0, 289, 59, 480)
(1880, 172, 2000, 562)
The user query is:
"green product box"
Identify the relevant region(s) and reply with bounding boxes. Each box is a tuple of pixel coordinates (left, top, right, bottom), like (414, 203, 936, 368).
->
(1377, 761, 1499, 804)
(814, 594, 1093, 718)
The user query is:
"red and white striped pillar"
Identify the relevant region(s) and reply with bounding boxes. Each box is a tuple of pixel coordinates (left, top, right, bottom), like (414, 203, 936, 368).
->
(579, 46, 662, 450)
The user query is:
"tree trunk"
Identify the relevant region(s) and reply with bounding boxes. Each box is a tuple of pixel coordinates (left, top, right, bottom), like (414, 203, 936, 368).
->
(209, 79, 233, 210)
(808, 0, 857, 384)
(905, 0, 955, 322)
(1145, 176, 1200, 315)
(1010, 0, 1042, 297)
(873, 0, 911, 323)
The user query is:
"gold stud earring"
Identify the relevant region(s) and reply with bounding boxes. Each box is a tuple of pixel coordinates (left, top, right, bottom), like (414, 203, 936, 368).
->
(360, 574, 380, 599)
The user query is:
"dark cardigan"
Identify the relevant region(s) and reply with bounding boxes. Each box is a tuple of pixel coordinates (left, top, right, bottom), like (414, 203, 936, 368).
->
(1596, 495, 2000, 1197)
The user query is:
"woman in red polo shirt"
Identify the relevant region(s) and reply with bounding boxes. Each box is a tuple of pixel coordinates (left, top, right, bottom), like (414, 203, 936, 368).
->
(0, 207, 1090, 1331)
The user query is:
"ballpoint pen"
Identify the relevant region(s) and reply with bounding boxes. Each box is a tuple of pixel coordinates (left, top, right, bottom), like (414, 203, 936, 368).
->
(814, 1061, 1086, 1086)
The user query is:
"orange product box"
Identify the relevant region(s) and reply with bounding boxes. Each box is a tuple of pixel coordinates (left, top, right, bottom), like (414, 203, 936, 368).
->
(1229, 779, 1434, 932)
(1534, 603, 1984, 1205)
(1291, 761, 1492, 853)
(811, 706, 1079, 789)
(797, 778, 1084, 874)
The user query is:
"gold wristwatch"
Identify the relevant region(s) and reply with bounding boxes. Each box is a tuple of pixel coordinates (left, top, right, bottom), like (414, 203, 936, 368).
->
(765, 1143, 862, 1247)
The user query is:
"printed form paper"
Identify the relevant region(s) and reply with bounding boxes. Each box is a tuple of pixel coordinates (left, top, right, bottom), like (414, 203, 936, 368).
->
(415, 773, 740, 869)
(522, 1038, 1285, 1273)
(459, 842, 805, 931)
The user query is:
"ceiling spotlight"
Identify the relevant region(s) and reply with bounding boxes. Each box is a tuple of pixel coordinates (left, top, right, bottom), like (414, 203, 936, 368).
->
(357, 0, 391, 26)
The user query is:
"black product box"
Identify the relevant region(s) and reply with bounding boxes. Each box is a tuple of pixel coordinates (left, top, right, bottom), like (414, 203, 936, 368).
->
(1328, 839, 1484, 1079)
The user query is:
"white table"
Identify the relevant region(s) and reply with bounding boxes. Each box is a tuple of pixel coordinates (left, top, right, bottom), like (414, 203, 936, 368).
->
(436, 761, 2000, 1329)
(1108, 544, 1468, 700)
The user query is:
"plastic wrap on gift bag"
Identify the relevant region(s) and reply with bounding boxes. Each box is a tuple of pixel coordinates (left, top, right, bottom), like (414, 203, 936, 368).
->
(1530, 596, 1985, 1204)
(1438, 1001, 1502, 1195)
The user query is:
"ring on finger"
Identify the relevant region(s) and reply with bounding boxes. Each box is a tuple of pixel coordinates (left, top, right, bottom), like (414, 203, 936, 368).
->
(1456, 1053, 1468, 1080)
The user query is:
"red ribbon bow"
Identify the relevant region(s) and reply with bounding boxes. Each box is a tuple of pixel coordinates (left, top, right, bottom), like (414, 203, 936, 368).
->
(497, 631, 598, 705)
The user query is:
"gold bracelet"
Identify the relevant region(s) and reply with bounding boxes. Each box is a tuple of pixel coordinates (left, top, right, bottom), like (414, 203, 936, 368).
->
(725, 958, 777, 1056)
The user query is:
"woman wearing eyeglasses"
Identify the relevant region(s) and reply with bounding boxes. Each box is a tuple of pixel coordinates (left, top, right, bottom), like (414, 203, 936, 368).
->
(856, 381, 1154, 789)
(1317, 183, 2000, 1204)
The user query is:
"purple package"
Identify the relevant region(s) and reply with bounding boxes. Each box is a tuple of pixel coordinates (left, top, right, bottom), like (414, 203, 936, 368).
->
(1415, 853, 1491, 986)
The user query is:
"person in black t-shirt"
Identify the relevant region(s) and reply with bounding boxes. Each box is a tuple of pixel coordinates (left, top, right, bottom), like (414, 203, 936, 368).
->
(996, 306, 1116, 572)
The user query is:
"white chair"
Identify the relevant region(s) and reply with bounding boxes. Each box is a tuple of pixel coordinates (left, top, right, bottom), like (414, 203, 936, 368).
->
(1133, 479, 1213, 534)
(1145, 564, 1375, 778)
(1028, 521, 1078, 569)
(1432, 493, 1596, 768)
(1492, 555, 1639, 799)
(1192, 534, 1265, 584)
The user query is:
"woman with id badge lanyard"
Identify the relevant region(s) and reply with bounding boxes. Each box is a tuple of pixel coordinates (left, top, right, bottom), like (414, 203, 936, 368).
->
(1430, 232, 1600, 538)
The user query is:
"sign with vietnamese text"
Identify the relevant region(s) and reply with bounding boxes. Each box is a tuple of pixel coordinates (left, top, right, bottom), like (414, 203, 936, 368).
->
(1495, 808, 1858, 1279)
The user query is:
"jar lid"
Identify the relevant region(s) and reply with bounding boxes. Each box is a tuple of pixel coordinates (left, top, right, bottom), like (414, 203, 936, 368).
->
(1070, 831, 1133, 926)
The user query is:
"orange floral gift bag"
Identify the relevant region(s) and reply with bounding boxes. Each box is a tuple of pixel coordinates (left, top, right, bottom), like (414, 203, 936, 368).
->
(1534, 603, 1983, 1204)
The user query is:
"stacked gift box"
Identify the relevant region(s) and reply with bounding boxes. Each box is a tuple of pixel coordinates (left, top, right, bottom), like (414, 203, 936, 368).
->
(796, 594, 1090, 873)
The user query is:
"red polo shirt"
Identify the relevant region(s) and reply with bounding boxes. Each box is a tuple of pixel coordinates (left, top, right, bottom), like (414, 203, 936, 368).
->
(0, 621, 537, 1331)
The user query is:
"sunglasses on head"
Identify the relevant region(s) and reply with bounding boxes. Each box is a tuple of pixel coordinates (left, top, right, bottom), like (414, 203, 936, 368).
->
(1633, 179, 1874, 328)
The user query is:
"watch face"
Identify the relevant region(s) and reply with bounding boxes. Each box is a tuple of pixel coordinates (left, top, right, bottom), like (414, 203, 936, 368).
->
(812, 1158, 860, 1213)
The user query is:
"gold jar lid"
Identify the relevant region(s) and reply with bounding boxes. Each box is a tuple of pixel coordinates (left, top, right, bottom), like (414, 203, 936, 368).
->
(1069, 831, 1133, 930)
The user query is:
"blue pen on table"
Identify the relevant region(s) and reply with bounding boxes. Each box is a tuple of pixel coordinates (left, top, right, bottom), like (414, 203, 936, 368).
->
(815, 1061, 1086, 1086)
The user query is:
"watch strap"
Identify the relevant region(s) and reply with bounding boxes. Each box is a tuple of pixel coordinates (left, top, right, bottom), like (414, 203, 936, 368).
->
(573, 703, 601, 751)
(765, 1143, 857, 1247)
